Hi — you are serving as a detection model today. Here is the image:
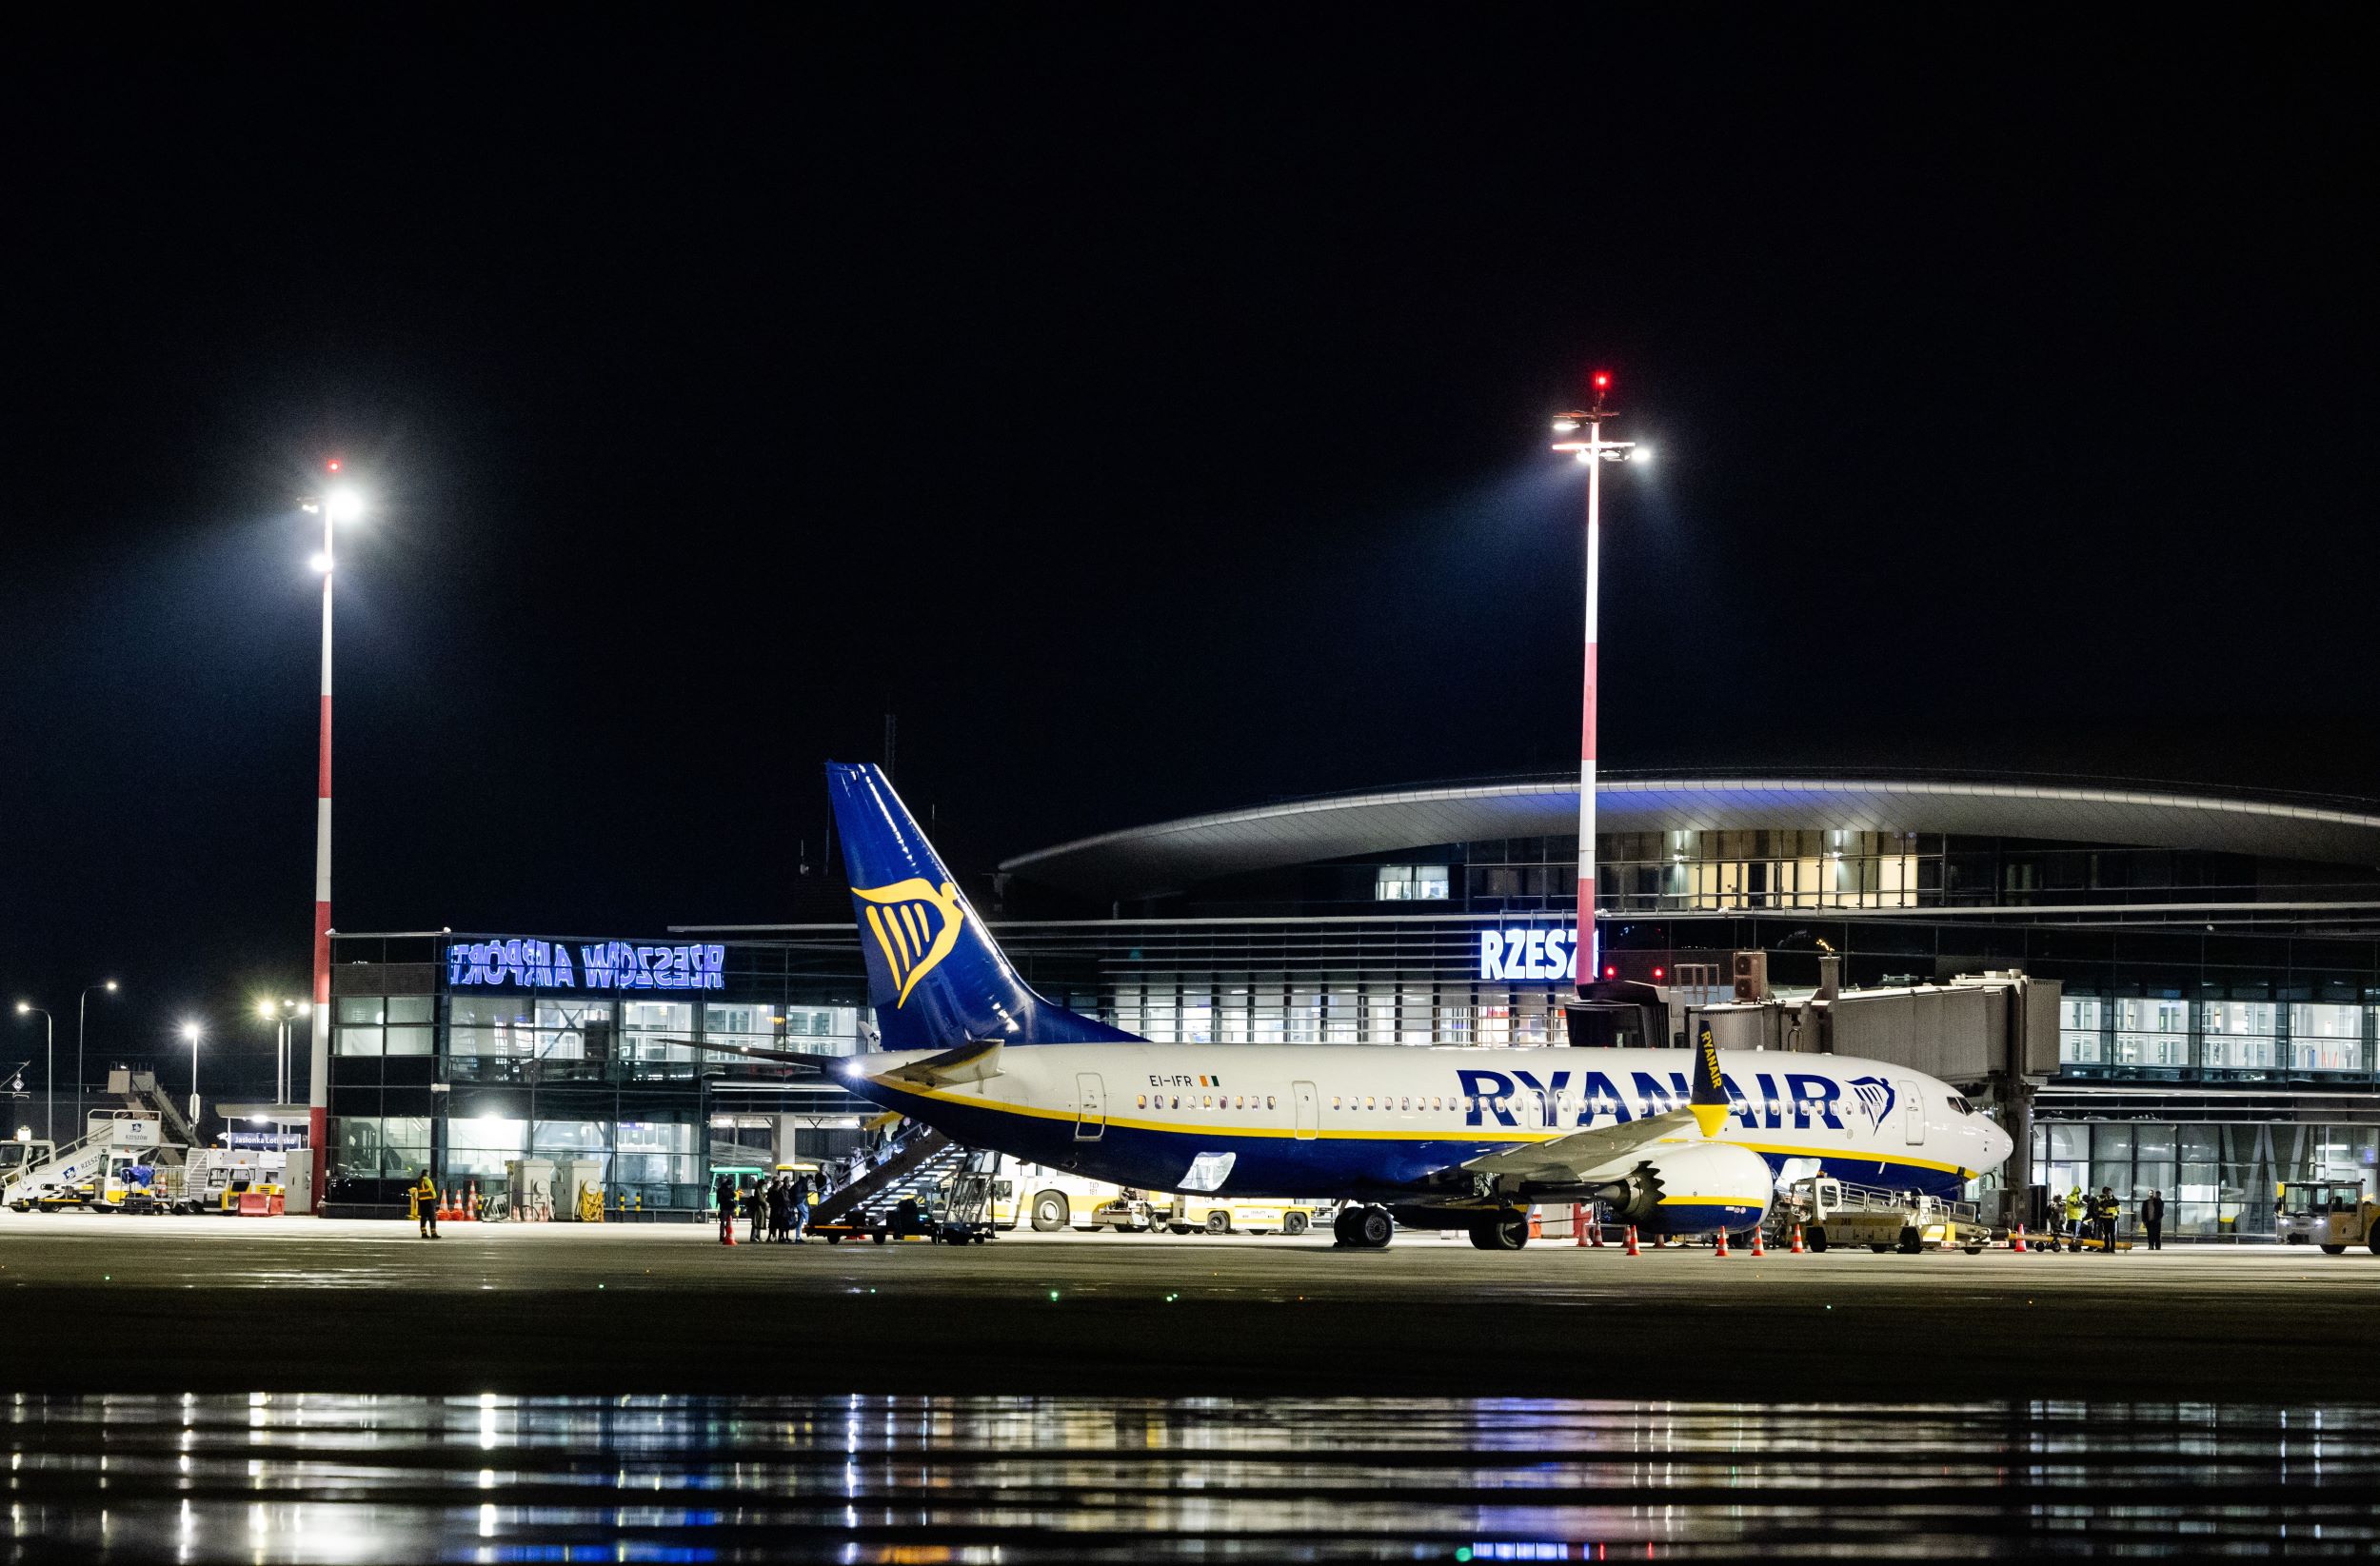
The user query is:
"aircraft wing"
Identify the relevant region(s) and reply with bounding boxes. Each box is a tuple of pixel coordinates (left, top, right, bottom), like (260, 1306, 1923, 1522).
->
(1461, 1106, 1703, 1183)
(672, 1040, 845, 1073)
(879, 1038, 1003, 1086)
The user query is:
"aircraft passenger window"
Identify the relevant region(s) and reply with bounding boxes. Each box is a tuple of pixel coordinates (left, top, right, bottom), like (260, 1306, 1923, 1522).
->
(1331, 1097, 1341, 1110)
(1365, 1096, 1376, 1111)
(1137, 1095, 1147, 1109)
(1266, 1095, 1277, 1110)
(1202, 1096, 1212, 1109)
(1398, 1097, 1410, 1111)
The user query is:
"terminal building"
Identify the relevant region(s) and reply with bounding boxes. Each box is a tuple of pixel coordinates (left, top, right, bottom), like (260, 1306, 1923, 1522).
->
(327, 770, 2380, 1238)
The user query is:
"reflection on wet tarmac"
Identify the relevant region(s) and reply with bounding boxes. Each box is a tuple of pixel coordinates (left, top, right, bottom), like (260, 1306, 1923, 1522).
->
(5, 1393, 2374, 1562)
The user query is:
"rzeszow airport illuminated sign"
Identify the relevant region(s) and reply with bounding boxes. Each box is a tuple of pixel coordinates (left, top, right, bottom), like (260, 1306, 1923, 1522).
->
(1478, 926, 1577, 983)
(447, 939, 726, 991)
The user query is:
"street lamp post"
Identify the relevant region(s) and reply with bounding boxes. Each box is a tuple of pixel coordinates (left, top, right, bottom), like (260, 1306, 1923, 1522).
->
(256, 998, 309, 1106)
(1550, 374, 1639, 994)
(296, 473, 364, 1207)
(180, 1021, 203, 1129)
(12, 1004, 53, 1144)
(76, 980, 119, 1132)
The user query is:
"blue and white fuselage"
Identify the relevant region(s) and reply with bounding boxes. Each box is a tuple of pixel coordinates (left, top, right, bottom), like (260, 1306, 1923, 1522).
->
(836, 1041, 2007, 1207)
(757, 763, 2013, 1247)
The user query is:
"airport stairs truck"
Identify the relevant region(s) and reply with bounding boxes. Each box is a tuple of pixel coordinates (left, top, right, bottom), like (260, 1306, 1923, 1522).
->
(808, 1125, 980, 1241)
(2, 1111, 174, 1213)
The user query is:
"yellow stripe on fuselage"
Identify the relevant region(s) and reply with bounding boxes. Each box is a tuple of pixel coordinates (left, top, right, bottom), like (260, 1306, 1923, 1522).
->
(863, 1075, 1972, 1176)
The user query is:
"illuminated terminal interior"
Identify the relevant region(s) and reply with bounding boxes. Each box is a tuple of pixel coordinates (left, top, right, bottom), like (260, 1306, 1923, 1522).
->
(327, 770, 2380, 1236)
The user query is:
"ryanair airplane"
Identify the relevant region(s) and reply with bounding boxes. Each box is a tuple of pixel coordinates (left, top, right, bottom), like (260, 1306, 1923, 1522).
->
(705, 763, 2012, 1250)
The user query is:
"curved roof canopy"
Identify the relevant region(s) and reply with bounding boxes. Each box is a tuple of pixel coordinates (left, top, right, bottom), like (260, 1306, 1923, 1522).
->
(1001, 773, 2380, 901)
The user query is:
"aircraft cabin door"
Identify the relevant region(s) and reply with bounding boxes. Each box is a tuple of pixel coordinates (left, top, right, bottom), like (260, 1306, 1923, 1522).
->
(1532, 1090, 1557, 1131)
(1292, 1080, 1319, 1141)
(1900, 1080, 1923, 1144)
(1075, 1073, 1106, 1141)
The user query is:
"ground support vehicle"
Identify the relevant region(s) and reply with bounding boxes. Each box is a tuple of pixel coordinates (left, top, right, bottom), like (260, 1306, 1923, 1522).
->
(1157, 1193, 1332, 1237)
(1784, 1176, 1990, 1255)
(176, 1149, 288, 1215)
(2277, 1181, 2380, 1255)
(1001, 1165, 1151, 1232)
(4, 1114, 181, 1214)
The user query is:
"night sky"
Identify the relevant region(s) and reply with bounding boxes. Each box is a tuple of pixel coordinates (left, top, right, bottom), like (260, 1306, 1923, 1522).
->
(4, 14, 2371, 1098)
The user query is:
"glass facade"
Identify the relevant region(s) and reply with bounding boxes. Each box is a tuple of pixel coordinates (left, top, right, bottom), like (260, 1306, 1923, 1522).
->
(2034, 1121, 2380, 1239)
(324, 809, 2380, 1223)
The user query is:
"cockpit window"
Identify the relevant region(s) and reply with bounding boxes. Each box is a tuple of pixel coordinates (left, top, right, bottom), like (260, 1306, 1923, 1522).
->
(1948, 1095, 1975, 1116)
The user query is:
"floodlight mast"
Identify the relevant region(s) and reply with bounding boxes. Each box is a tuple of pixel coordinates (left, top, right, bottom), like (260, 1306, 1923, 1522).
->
(294, 466, 360, 1208)
(1549, 374, 1636, 995)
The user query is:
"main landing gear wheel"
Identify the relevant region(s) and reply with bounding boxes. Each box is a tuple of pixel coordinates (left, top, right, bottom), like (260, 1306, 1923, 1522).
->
(1354, 1206, 1394, 1249)
(1467, 1209, 1529, 1251)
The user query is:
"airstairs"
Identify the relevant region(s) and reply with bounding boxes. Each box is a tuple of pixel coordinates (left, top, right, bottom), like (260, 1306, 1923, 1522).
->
(809, 1126, 969, 1228)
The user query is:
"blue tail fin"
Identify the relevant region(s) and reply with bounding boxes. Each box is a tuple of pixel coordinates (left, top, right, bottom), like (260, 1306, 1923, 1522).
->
(827, 763, 1138, 1052)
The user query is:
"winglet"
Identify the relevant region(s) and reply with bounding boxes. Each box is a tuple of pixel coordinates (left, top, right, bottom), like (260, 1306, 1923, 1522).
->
(1690, 1021, 1731, 1137)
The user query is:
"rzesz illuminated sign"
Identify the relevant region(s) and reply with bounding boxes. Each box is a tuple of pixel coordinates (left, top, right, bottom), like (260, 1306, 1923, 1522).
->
(447, 939, 726, 991)
(1477, 926, 1578, 982)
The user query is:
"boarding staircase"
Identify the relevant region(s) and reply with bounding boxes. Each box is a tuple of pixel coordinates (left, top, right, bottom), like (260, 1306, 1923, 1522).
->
(811, 1126, 970, 1228)
(111, 1068, 196, 1162)
(0, 1117, 157, 1208)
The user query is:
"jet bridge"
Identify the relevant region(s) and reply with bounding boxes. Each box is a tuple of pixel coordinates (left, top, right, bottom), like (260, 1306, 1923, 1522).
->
(1564, 961, 2062, 1191)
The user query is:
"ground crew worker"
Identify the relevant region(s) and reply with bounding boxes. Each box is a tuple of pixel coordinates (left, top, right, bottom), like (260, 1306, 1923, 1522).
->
(766, 1176, 790, 1243)
(2142, 1188, 2165, 1252)
(2095, 1187, 2120, 1253)
(714, 1172, 737, 1244)
(788, 1169, 811, 1243)
(2063, 1186, 2086, 1251)
(410, 1168, 440, 1239)
(745, 1177, 768, 1244)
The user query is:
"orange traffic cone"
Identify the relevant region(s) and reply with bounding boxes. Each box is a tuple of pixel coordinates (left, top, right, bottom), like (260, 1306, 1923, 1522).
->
(1589, 1209, 1605, 1248)
(1790, 1222, 1807, 1255)
(466, 1180, 479, 1221)
(1528, 1208, 1543, 1240)
(1714, 1228, 1731, 1258)
(1750, 1227, 1766, 1258)
(439, 1187, 457, 1223)
(1624, 1225, 1640, 1257)
(2012, 1224, 2028, 1254)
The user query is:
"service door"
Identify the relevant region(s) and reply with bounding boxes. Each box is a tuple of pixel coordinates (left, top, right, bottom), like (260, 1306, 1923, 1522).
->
(1293, 1080, 1319, 1141)
(1900, 1080, 1924, 1144)
(1075, 1073, 1106, 1141)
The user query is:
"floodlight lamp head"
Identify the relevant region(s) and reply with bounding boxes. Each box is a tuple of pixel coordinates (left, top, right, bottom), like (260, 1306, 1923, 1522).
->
(326, 487, 365, 524)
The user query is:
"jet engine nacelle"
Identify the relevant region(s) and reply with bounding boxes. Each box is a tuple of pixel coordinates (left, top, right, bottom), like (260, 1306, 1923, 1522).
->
(1600, 1141, 1774, 1237)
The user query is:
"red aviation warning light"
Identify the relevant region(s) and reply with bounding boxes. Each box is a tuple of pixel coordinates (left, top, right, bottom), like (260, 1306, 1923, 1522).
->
(1652, 966, 1666, 981)
(327, 459, 342, 472)
(1592, 371, 1611, 392)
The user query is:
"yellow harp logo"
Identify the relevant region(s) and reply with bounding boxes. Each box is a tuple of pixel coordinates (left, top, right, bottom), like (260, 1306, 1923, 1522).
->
(853, 878, 966, 1007)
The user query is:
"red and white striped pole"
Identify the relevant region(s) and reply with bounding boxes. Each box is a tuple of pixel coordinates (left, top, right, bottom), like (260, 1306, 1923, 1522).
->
(1577, 388, 1603, 991)
(307, 471, 339, 1209)
(1552, 374, 1620, 993)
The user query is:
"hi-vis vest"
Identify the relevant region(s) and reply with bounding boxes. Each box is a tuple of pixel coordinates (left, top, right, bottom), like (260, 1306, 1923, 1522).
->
(411, 1178, 437, 1215)
(2064, 1193, 2085, 1220)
